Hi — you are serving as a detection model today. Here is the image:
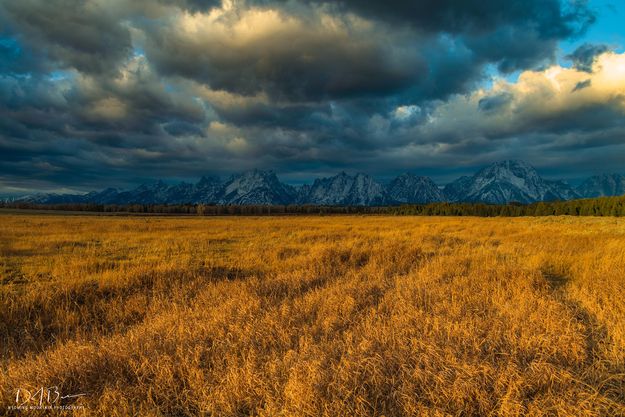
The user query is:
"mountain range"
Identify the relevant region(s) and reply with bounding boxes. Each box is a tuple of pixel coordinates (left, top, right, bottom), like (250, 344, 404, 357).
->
(13, 160, 625, 206)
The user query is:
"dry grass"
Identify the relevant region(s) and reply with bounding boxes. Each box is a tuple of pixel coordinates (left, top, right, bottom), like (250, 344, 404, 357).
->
(0, 214, 624, 416)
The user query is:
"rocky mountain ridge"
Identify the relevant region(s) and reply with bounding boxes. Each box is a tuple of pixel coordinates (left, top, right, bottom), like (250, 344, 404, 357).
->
(15, 161, 625, 206)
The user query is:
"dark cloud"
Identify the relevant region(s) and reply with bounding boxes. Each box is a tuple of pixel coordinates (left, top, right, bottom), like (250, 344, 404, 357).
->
(0, 0, 132, 74)
(211, 101, 334, 130)
(566, 43, 610, 72)
(143, 9, 425, 102)
(264, 0, 594, 37)
(0, 36, 46, 75)
(479, 93, 513, 112)
(465, 26, 559, 74)
(526, 101, 625, 135)
(173, 0, 223, 12)
(163, 121, 205, 137)
(142, 0, 595, 102)
(1, 0, 623, 194)
(572, 79, 592, 92)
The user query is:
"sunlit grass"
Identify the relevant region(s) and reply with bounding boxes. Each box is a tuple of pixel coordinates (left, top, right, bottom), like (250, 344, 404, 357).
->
(0, 215, 624, 416)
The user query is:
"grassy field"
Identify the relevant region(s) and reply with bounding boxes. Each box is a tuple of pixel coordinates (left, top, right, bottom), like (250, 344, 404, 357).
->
(0, 214, 624, 416)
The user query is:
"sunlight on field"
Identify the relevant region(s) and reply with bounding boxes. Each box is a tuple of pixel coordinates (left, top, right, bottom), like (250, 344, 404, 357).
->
(1, 215, 624, 416)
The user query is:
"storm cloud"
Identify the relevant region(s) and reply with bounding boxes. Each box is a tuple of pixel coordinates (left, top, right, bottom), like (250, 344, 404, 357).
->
(1, 0, 624, 194)
(566, 43, 611, 72)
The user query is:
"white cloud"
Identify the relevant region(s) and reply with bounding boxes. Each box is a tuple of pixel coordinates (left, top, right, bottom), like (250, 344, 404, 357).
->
(418, 51, 625, 143)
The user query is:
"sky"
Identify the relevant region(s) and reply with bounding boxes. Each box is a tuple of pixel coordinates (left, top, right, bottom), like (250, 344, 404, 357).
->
(1, 0, 625, 194)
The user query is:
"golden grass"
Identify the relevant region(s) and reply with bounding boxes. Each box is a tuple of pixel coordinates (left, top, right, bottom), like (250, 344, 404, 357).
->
(0, 214, 624, 416)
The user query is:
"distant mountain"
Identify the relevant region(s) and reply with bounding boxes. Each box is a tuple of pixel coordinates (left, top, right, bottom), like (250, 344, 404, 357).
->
(548, 180, 580, 201)
(443, 160, 579, 204)
(442, 176, 472, 202)
(298, 172, 388, 206)
(84, 188, 122, 204)
(15, 160, 620, 206)
(191, 176, 222, 203)
(217, 170, 296, 205)
(123, 180, 171, 204)
(19, 193, 86, 204)
(576, 174, 625, 198)
(387, 174, 444, 204)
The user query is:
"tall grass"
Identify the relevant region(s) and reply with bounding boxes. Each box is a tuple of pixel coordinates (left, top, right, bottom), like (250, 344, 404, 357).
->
(0, 215, 624, 416)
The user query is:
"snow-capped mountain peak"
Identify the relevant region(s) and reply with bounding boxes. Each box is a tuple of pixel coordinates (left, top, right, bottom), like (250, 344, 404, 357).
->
(444, 160, 578, 204)
(15, 160, 622, 207)
(219, 170, 296, 205)
(387, 173, 444, 204)
(577, 174, 625, 198)
(299, 172, 387, 205)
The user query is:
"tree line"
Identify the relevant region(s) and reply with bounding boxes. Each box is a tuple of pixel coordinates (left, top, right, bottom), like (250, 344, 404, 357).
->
(385, 196, 625, 217)
(2, 195, 625, 217)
